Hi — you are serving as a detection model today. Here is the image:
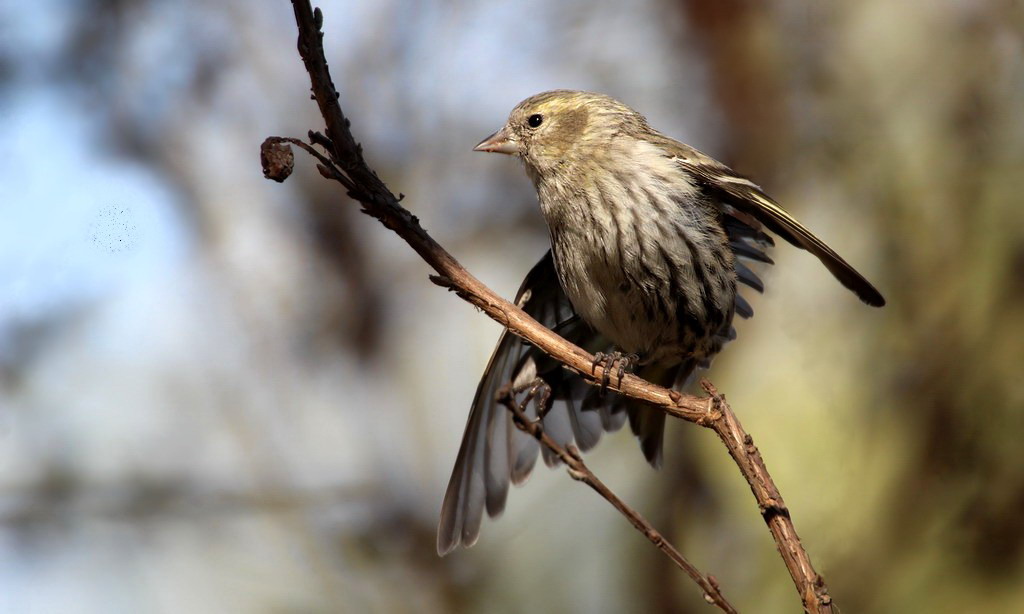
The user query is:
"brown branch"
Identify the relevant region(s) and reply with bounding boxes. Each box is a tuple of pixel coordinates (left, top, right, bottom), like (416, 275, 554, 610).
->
(269, 2, 835, 612)
(498, 383, 737, 613)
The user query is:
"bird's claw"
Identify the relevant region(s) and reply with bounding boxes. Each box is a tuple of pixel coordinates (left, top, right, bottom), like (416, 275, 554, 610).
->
(505, 376, 554, 422)
(591, 351, 639, 393)
(526, 378, 553, 420)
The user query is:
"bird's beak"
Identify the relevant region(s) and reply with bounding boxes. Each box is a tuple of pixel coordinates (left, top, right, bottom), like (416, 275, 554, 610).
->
(473, 127, 519, 155)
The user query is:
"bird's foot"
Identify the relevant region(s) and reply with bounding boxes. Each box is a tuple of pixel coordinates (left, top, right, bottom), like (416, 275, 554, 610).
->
(503, 376, 553, 422)
(524, 377, 553, 420)
(591, 351, 639, 393)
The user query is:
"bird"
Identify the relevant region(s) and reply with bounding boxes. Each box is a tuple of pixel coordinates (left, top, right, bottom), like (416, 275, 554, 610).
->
(437, 90, 884, 555)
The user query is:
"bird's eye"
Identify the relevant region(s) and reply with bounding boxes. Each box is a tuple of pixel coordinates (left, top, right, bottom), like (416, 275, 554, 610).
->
(527, 114, 544, 128)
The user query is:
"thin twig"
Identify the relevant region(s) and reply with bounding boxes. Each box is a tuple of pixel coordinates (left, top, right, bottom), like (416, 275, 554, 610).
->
(269, 2, 835, 612)
(497, 385, 737, 613)
(698, 380, 832, 612)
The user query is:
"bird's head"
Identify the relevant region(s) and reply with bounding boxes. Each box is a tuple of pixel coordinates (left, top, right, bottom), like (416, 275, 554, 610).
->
(474, 90, 647, 180)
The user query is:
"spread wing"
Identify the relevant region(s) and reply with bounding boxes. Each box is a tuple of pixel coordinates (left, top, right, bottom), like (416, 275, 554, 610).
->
(437, 251, 621, 555)
(667, 143, 885, 307)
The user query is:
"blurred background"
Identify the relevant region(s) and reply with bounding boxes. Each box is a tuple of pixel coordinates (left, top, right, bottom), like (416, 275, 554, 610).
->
(1, 1, 1022, 612)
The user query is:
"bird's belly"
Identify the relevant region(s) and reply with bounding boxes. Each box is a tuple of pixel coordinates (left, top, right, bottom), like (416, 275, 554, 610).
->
(551, 228, 734, 365)
(590, 284, 674, 359)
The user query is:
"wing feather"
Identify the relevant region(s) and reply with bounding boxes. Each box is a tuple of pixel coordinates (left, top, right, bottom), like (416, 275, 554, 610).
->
(438, 251, 614, 554)
(666, 144, 885, 307)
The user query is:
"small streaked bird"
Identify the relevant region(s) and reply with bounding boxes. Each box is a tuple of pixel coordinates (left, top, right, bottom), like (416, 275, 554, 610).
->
(438, 90, 884, 555)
